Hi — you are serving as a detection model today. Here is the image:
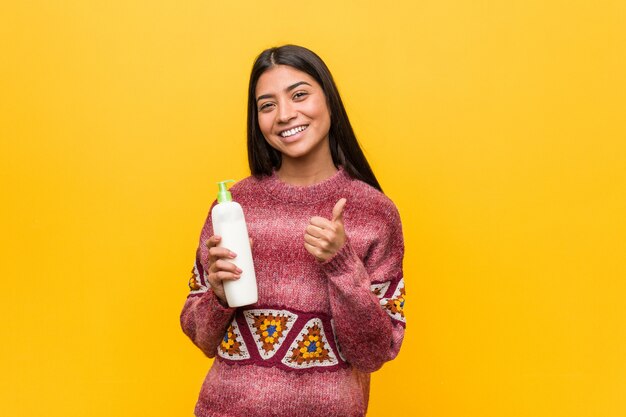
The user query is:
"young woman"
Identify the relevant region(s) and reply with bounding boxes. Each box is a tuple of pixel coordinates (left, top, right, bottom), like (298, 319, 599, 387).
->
(181, 45, 406, 417)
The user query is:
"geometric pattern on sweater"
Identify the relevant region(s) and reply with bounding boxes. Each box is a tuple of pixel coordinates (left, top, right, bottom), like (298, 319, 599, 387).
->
(281, 318, 338, 370)
(188, 258, 209, 296)
(370, 281, 391, 299)
(380, 277, 406, 325)
(243, 309, 298, 360)
(216, 307, 349, 373)
(217, 319, 250, 361)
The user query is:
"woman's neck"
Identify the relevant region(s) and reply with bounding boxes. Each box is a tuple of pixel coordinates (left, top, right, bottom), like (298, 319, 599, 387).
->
(276, 157, 338, 186)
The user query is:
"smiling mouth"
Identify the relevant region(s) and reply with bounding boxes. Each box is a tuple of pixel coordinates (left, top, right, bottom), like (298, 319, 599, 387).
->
(279, 125, 308, 138)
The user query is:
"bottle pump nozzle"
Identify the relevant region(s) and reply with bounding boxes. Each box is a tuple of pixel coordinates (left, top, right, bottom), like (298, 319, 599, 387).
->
(217, 180, 235, 203)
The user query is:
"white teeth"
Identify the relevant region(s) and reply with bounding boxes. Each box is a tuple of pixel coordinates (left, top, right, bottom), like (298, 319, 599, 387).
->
(280, 125, 307, 138)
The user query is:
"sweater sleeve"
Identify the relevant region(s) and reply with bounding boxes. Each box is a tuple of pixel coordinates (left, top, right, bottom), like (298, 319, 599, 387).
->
(180, 207, 236, 358)
(322, 205, 406, 373)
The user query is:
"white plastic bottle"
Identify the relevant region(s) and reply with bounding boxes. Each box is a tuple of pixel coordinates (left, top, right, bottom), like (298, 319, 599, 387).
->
(211, 180, 258, 307)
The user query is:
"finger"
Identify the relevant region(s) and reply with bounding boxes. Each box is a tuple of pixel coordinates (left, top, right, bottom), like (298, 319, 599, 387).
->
(304, 241, 323, 260)
(305, 223, 326, 239)
(215, 270, 241, 281)
(208, 273, 239, 289)
(215, 259, 243, 274)
(304, 233, 320, 248)
(332, 198, 347, 223)
(309, 216, 334, 230)
(209, 246, 236, 264)
(206, 235, 222, 249)
(208, 268, 240, 285)
(305, 232, 334, 253)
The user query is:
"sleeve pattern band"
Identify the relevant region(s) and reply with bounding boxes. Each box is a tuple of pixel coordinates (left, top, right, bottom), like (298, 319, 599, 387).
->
(373, 277, 406, 326)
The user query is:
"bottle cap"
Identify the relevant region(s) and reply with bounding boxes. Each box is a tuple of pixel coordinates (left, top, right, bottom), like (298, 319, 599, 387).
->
(216, 180, 235, 203)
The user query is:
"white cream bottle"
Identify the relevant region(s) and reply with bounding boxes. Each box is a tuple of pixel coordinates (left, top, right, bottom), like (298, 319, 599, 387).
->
(211, 180, 258, 307)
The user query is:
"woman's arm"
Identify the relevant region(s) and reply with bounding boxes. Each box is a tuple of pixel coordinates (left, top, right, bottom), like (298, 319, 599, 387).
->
(180, 210, 237, 358)
(322, 206, 406, 373)
(180, 285, 236, 358)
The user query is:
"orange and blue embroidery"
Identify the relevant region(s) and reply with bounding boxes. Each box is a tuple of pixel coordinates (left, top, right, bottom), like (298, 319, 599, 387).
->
(217, 294, 405, 372)
(188, 261, 208, 296)
(244, 309, 297, 360)
(379, 278, 406, 324)
(188, 273, 201, 291)
(220, 325, 240, 354)
(282, 318, 338, 369)
(387, 286, 406, 317)
(217, 320, 250, 360)
(292, 325, 327, 362)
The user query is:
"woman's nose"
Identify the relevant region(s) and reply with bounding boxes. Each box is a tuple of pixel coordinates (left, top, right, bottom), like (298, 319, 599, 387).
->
(277, 101, 297, 123)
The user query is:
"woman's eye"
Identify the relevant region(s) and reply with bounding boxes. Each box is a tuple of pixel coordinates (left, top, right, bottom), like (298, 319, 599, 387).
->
(293, 92, 308, 100)
(259, 103, 274, 112)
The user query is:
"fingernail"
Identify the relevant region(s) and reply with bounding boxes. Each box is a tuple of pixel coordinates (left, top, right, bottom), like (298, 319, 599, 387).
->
(236, 267, 242, 273)
(229, 251, 237, 258)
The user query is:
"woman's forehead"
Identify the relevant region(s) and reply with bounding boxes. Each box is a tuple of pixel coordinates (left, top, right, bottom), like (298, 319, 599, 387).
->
(256, 65, 319, 94)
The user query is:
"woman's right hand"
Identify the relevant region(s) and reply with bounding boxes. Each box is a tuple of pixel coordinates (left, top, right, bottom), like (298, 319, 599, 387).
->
(206, 235, 241, 306)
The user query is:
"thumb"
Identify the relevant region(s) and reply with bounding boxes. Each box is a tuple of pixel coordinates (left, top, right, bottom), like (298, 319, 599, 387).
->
(332, 198, 347, 223)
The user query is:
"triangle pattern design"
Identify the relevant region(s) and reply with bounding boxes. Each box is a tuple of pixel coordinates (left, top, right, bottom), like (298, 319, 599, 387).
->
(217, 318, 250, 360)
(281, 318, 338, 369)
(243, 309, 299, 360)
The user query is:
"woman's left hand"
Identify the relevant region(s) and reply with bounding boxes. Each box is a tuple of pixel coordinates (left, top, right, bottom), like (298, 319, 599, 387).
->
(304, 198, 347, 262)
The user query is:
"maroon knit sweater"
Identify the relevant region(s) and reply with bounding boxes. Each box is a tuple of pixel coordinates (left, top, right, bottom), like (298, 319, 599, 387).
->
(180, 167, 406, 417)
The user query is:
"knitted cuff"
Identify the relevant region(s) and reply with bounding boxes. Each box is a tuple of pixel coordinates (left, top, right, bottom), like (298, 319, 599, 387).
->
(204, 288, 236, 316)
(322, 237, 362, 276)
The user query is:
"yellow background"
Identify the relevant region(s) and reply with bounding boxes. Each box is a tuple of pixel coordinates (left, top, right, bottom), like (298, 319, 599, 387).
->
(1, 1, 625, 416)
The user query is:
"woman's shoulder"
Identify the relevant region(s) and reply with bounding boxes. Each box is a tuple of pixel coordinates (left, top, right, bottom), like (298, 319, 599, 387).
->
(344, 176, 401, 223)
(230, 175, 259, 189)
(227, 174, 266, 198)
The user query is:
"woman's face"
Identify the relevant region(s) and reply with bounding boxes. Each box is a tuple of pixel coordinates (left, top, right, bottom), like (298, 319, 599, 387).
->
(255, 65, 332, 163)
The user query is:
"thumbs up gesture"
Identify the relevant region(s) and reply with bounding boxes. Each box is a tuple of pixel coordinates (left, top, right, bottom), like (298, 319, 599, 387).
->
(304, 198, 347, 262)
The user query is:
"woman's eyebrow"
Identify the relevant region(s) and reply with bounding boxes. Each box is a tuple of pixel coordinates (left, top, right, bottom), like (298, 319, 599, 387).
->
(256, 81, 312, 102)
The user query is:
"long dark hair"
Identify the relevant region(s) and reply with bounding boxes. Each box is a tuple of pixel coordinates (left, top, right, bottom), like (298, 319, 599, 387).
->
(247, 44, 383, 192)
